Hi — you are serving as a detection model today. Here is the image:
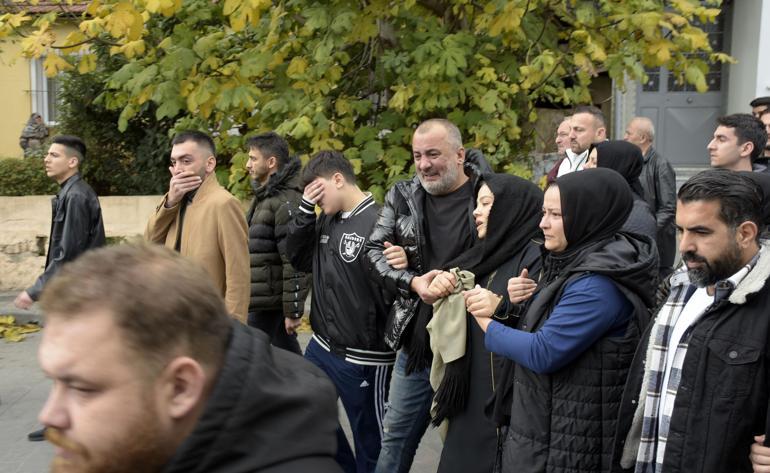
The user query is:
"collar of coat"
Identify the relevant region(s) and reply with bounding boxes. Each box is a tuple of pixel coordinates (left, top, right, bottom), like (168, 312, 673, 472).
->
(668, 242, 770, 306)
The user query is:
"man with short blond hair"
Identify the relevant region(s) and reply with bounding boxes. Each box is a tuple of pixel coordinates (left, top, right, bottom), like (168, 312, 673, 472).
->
(625, 117, 677, 277)
(37, 243, 341, 473)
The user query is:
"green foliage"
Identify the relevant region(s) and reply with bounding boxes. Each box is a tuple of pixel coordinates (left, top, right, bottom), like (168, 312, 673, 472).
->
(0, 157, 58, 196)
(55, 46, 173, 196)
(1, 0, 729, 198)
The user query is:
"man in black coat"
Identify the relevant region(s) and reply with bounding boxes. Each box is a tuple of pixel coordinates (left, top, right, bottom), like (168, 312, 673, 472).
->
(366, 118, 490, 473)
(14, 135, 105, 310)
(613, 169, 770, 472)
(36, 244, 341, 473)
(624, 117, 677, 278)
(14, 135, 105, 443)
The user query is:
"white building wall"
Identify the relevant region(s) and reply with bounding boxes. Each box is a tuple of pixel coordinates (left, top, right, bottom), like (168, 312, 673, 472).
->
(726, 0, 770, 113)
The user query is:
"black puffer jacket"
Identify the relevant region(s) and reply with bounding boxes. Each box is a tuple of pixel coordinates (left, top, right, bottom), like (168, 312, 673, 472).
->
(162, 321, 341, 473)
(366, 149, 491, 350)
(27, 173, 105, 300)
(502, 233, 658, 473)
(246, 156, 310, 318)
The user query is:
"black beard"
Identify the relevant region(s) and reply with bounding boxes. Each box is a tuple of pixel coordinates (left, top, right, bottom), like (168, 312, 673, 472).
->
(682, 243, 743, 287)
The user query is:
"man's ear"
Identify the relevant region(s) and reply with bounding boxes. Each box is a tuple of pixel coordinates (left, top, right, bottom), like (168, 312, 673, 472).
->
(268, 156, 277, 171)
(457, 146, 466, 165)
(597, 127, 607, 141)
(740, 141, 755, 159)
(736, 221, 759, 247)
(68, 156, 80, 170)
(333, 172, 345, 188)
(157, 357, 207, 420)
(205, 155, 217, 174)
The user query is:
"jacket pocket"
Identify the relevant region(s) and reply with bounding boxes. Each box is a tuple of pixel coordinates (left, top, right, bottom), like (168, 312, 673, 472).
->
(706, 338, 761, 398)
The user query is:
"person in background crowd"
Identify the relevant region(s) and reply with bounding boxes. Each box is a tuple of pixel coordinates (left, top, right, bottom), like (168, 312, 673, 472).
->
(624, 117, 677, 278)
(750, 96, 770, 118)
(613, 169, 769, 473)
(14, 135, 106, 443)
(435, 174, 544, 473)
(584, 140, 658, 243)
(36, 244, 342, 473)
(475, 169, 657, 473)
(145, 131, 250, 322)
(286, 151, 396, 473)
(546, 106, 607, 183)
(366, 119, 491, 473)
(244, 131, 309, 354)
(19, 113, 48, 157)
(707, 113, 768, 173)
(758, 111, 770, 163)
(545, 117, 572, 184)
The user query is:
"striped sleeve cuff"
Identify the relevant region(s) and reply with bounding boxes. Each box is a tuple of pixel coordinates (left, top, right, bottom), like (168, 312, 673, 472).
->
(299, 198, 315, 214)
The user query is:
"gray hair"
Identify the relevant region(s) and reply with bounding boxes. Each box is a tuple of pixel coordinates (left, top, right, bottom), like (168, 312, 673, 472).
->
(415, 119, 463, 150)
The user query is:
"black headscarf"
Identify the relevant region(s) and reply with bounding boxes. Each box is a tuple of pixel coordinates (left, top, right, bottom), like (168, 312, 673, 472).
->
(593, 140, 646, 198)
(539, 168, 634, 285)
(406, 173, 543, 424)
(443, 173, 544, 278)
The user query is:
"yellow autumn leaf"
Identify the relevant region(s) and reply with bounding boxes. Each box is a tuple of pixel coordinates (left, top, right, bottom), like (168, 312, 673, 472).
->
(77, 53, 97, 73)
(43, 54, 73, 76)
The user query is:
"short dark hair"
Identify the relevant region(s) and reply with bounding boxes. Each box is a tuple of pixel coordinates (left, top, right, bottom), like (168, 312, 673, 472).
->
(678, 168, 763, 240)
(246, 132, 290, 168)
(573, 105, 606, 128)
(172, 130, 216, 157)
(301, 150, 356, 187)
(51, 135, 86, 163)
(716, 114, 768, 161)
(40, 244, 231, 375)
(750, 96, 770, 108)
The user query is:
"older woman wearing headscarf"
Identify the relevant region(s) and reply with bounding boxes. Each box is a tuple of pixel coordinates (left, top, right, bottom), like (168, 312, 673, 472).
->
(473, 168, 658, 473)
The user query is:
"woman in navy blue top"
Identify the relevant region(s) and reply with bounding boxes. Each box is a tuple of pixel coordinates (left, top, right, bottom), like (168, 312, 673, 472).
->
(473, 168, 658, 473)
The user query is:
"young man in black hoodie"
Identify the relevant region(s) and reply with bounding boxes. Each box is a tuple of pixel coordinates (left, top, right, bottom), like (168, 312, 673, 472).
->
(36, 244, 341, 473)
(286, 151, 395, 473)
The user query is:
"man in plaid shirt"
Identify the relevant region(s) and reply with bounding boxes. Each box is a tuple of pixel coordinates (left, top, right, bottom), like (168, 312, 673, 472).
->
(612, 169, 770, 472)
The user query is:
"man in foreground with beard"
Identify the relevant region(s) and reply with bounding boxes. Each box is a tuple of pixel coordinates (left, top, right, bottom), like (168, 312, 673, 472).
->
(612, 169, 770, 472)
(36, 243, 341, 473)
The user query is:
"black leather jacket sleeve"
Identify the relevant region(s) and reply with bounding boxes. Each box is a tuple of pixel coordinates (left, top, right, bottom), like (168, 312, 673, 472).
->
(654, 157, 677, 232)
(366, 186, 418, 298)
(27, 193, 94, 300)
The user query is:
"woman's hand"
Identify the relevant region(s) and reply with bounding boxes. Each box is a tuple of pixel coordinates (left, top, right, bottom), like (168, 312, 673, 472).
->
(507, 268, 537, 304)
(463, 285, 503, 318)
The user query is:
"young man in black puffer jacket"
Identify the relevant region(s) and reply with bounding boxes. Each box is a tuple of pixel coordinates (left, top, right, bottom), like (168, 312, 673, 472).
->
(245, 132, 310, 354)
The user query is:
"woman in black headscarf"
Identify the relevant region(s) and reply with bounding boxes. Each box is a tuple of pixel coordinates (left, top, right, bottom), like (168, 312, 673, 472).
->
(585, 140, 657, 242)
(473, 168, 658, 473)
(415, 173, 544, 473)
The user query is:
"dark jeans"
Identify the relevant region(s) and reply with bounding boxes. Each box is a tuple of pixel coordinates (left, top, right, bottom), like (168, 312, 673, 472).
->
(374, 351, 433, 473)
(247, 309, 302, 355)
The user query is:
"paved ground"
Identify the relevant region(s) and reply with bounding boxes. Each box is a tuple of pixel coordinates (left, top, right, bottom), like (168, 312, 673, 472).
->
(0, 292, 441, 473)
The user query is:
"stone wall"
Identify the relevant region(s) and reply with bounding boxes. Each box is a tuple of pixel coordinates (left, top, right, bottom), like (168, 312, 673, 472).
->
(0, 195, 162, 290)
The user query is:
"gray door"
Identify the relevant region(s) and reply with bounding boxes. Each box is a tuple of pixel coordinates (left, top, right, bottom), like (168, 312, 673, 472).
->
(636, 10, 728, 167)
